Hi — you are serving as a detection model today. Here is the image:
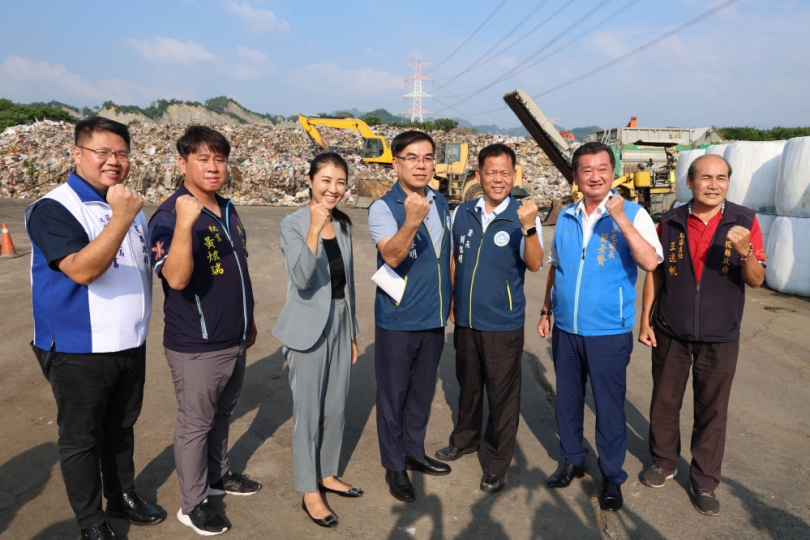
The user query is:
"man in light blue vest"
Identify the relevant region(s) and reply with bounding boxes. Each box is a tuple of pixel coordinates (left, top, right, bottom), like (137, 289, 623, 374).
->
(368, 131, 452, 503)
(537, 142, 662, 512)
(435, 143, 543, 494)
(26, 117, 162, 540)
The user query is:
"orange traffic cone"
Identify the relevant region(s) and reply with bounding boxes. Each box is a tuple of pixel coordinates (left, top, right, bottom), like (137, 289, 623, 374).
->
(1, 223, 18, 257)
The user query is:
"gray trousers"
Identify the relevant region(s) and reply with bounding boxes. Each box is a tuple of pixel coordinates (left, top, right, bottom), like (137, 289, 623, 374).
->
(165, 343, 246, 513)
(284, 298, 352, 493)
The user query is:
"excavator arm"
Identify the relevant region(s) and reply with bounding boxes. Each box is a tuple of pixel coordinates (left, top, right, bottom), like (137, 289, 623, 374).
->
(297, 115, 393, 164)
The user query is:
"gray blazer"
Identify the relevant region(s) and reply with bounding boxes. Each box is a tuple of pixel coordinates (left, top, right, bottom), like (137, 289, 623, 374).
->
(272, 207, 359, 351)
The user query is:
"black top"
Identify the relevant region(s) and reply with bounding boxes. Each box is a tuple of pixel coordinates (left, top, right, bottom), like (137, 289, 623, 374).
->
(27, 175, 106, 269)
(322, 237, 346, 299)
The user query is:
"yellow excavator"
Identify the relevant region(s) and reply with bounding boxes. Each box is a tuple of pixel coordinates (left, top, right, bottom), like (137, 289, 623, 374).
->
(298, 114, 527, 204)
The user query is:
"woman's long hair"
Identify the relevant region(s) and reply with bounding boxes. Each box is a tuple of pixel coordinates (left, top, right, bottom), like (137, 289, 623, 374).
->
(308, 152, 352, 234)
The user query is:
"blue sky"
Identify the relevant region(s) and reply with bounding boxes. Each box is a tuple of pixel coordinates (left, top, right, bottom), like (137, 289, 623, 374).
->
(1, 0, 808, 129)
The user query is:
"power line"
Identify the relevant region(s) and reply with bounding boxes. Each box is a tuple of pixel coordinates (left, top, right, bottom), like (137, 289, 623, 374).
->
(533, 0, 741, 97)
(428, 0, 509, 73)
(435, 0, 556, 84)
(439, 0, 614, 110)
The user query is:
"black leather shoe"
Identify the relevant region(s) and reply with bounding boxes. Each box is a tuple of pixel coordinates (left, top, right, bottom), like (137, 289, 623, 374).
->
(385, 470, 415, 502)
(106, 490, 164, 526)
(600, 481, 623, 512)
(319, 482, 364, 498)
(480, 473, 505, 493)
(547, 463, 586, 488)
(406, 455, 451, 476)
(302, 498, 338, 528)
(435, 444, 477, 462)
(80, 520, 115, 540)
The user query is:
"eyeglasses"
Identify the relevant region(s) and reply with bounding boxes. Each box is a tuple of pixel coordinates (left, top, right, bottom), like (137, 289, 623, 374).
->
(77, 146, 131, 163)
(395, 155, 435, 165)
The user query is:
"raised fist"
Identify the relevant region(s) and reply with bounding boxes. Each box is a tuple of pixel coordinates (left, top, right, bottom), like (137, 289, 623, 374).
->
(727, 225, 751, 257)
(605, 193, 626, 221)
(175, 195, 203, 229)
(107, 184, 143, 223)
(309, 202, 331, 233)
(517, 200, 539, 229)
(404, 192, 430, 224)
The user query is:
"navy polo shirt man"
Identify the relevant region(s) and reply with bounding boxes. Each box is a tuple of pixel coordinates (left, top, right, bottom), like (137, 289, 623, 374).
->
(434, 143, 544, 494)
(537, 142, 663, 513)
(368, 131, 453, 503)
(148, 126, 260, 536)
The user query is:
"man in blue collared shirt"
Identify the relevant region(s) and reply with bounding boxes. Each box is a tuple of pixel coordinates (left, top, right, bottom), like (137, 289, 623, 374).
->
(434, 144, 543, 494)
(368, 131, 453, 503)
(537, 142, 663, 513)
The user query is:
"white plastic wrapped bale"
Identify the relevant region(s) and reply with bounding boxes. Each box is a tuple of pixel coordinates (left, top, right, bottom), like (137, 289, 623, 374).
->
(705, 144, 728, 156)
(765, 216, 810, 296)
(756, 213, 776, 253)
(724, 141, 785, 214)
(675, 149, 706, 203)
(775, 136, 810, 218)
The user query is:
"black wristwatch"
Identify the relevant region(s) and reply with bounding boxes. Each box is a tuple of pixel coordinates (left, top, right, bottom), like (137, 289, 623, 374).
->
(522, 226, 537, 237)
(541, 310, 552, 316)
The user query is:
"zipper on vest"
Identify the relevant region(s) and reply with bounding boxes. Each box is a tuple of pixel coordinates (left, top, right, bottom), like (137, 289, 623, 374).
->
(422, 210, 446, 328)
(619, 286, 624, 327)
(395, 276, 408, 308)
(203, 203, 249, 341)
(573, 213, 606, 334)
(195, 295, 209, 340)
(467, 214, 511, 329)
(690, 217, 725, 341)
(506, 280, 513, 311)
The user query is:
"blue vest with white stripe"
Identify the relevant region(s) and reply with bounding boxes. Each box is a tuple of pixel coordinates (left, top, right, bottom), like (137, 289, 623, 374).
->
(374, 182, 452, 331)
(552, 197, 641, 336)
(25, 173, 152, 353)
(452, 197, 527, 331)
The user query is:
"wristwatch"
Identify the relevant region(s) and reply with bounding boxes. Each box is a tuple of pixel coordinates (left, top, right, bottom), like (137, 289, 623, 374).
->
(541, 310, 552, 316)
(522, 226, 537, 237)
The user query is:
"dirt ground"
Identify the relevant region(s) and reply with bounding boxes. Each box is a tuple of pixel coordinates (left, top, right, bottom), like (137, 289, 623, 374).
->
(0, 200, 808, 540)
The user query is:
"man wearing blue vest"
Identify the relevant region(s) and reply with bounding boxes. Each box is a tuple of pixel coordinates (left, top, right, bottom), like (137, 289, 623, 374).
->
(149, 126, 260, 536)
(26, 117, 162, 540)
(434, 143, 543, 493)
(368, 131, 452, 503)
(537, 142, 662, 512)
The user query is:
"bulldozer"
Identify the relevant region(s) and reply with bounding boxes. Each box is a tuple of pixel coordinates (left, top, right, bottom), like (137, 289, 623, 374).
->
(502, 89, 724, 222)
(297, 114, 528, 205)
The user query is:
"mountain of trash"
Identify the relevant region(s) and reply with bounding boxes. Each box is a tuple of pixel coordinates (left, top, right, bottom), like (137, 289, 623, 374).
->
(0, 120, 569, 207)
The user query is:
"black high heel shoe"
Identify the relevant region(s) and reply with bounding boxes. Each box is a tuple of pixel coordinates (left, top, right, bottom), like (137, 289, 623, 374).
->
(301, 498, 338, 528)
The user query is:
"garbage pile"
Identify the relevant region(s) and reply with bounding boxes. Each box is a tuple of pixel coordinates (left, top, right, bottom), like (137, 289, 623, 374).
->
(0, 121, 569, 206)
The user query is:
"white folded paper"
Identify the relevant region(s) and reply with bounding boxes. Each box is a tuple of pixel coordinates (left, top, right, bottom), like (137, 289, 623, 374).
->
(371, 264, 407, 303)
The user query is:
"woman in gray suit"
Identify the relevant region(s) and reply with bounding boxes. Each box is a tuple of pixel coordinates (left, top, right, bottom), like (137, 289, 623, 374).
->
(272, 152, 361, 528)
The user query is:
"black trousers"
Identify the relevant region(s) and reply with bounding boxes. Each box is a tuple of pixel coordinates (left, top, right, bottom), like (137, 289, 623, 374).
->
(649, 333, 739, 491)
(375, 326, 445, 471)
(450, 326, 523, 476)
(34, 343, 146, 528)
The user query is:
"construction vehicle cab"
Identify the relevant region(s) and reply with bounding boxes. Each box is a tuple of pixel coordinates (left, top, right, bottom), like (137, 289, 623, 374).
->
(503, 89, 723, 221)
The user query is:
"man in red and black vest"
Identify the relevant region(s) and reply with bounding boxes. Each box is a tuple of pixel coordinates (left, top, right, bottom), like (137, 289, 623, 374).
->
(638, 153, 766, 517)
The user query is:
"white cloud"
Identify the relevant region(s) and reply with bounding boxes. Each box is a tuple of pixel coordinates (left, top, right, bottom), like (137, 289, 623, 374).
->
(287, 63, 402, 99)
(225, 1, 291, 33)
(233, 46, 278, 80)
(0, 55, 155, 104)
(125, 37, 216, 64)
(497, 56, 518, 69)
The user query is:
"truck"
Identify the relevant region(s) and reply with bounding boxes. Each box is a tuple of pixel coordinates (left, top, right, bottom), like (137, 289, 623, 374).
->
(297, 114, 528, 205)
(502, 89, 724, 220)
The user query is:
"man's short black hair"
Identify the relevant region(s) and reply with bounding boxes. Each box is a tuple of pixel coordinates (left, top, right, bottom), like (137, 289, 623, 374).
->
(391, 130, 435, 156)
(75, 117, 131, 149)
(478, 143, 516, 170)
(687, 153, 732, 181)
(176, 125, 231, 159)
(571, 141, 616, 172)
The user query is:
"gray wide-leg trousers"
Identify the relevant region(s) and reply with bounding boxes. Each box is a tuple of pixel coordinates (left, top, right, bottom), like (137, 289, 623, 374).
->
(285, 298, 352, 493)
